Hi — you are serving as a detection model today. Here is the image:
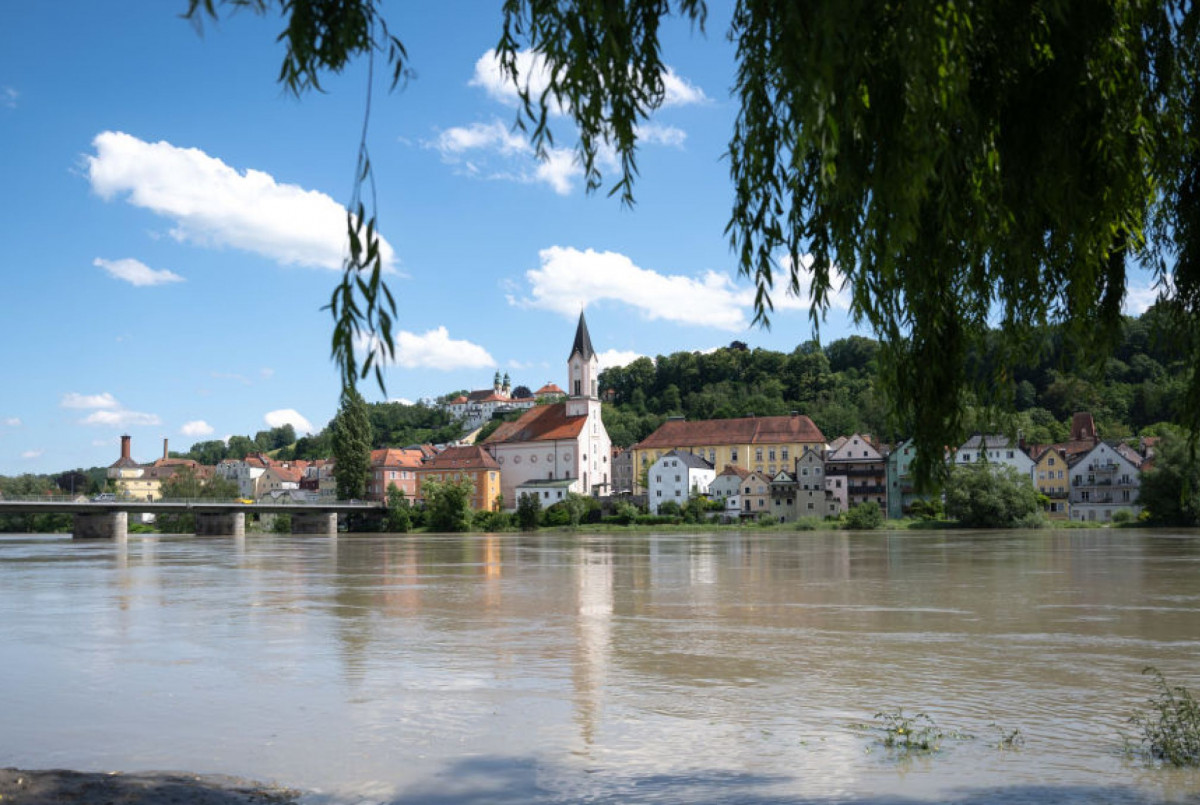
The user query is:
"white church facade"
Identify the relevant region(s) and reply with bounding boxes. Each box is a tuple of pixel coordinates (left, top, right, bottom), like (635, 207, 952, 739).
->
(483, 313, 613, 509)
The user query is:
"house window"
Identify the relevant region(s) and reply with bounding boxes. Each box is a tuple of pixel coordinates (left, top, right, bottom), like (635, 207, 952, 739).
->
(769, 448, 776, 461)
(1049, 457, 1056, 466)
(755, 448, 763, 461)
(782, 448, 789, 461)
(731, 449, 738, 462)
(675, 490, 681, 497)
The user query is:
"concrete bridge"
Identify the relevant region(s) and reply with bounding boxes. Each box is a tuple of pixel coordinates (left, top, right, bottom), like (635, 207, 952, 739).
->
(0, 498, 383, 539)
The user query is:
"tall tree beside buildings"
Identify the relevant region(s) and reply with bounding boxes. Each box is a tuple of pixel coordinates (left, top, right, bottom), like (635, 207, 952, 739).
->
(332, 388, 373, 500)
(1138, 432, 1200, 525)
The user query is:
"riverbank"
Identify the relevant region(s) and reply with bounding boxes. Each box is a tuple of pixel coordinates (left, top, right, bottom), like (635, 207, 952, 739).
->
(0, 768, 299, 805)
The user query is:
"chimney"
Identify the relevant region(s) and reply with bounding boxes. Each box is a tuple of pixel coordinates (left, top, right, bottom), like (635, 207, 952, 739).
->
(163, 438, 169, 461)
(120, 434, 131, 460)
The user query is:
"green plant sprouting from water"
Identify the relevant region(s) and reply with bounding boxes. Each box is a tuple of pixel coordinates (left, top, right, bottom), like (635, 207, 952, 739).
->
(989, 723, 1025, 750)
(874, 710, 944, 755)
(1130, 667, 1200, 767)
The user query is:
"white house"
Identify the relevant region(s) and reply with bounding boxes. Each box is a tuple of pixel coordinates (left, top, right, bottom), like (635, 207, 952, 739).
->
(1069, 441, 1143, 523)
(709, 465, 750, 520)
(647, 450, 716, 513)
(953, 434, 1036, 483)
(483, 313, 613, 509)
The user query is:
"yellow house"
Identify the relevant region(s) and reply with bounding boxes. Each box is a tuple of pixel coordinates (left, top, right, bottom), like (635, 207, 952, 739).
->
(1033, 446, 1070, 519)
(630, 414, 826, 481)
(415, 445, 503, 512)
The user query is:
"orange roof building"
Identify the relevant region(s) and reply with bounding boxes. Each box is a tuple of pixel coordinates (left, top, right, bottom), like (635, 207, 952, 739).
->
(368, 447, 425, 501)
(630, 414, 826, 478)
(415, 445, 503, 512)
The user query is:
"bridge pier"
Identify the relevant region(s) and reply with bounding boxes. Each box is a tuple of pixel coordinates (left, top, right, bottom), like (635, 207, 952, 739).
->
(195, 511, 245, 537)
(292, 512, 338, 534)
(74, 511, 128, 540)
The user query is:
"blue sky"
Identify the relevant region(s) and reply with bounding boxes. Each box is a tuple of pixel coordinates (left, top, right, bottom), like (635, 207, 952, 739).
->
(0, 2, 1161, 475)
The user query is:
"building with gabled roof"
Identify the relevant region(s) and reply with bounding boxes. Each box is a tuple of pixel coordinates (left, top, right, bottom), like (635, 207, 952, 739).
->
(484, 313, 612, 508)
(415, 445, 502, 512)
(1069, 441, 1143, 523)
(647, 449, 715, 513)
(826, 433, 887, 513)
(630, 413, 825, 480)
(368, 447, 425, 501)
(708, 464, 751, 519)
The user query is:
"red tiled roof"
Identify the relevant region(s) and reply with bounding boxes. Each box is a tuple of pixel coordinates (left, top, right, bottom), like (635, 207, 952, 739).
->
(633, 415, 825, 451)
(483, 403, 587, 444)
(420, 445, 500, 472)
(370, 448, 425, 469)
(535, 383, 565, 396)
(716, 464, 750, 479)
(269, 466, 304, 483)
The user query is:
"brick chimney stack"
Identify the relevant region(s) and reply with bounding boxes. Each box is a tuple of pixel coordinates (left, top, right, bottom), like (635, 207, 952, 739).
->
(163, 438, 169, 461)
(120, 434, 131, 460)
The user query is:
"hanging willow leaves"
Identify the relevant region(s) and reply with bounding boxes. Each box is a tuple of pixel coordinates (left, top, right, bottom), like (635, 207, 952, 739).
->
(187, 0, 1199, 488)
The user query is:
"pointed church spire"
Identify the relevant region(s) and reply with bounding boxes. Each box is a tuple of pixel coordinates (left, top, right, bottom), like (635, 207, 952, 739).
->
(569, 311, 595, 362)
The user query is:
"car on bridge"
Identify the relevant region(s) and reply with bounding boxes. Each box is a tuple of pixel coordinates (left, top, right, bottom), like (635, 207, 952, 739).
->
(91, 493, 116, 502)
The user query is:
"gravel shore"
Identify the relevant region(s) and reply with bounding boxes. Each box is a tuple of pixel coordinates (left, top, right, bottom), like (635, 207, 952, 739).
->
(0, 768, 299, 805)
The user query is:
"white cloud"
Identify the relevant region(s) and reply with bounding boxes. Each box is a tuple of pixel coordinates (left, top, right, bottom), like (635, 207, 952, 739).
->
(638, 123, 687, 148)
(392, 327, 495, 370)
(65, 392, 160, 427)
(597, 349, 645, 372)
(94, 257, 184, 287)
(259, 368, 275, 380)
(264, 409, 314, 434)
(3, 418, 20, 427)
(435, 120, 530, 157)
(388, 397, 415, 406)
(21, 449, 43, 460)
(181, 420, 214, 437)
(469, 50, 707, 111)
(61, 392, 119, 410)
(429, 119, 582, 195)
(1, 87, 17, 109)
(81, 409, 162, 427)
(660, 68, 708, 108)
(509, 247, 843, 331)
(1124, 274, 1167, 316)
(86, 131, 397, 272)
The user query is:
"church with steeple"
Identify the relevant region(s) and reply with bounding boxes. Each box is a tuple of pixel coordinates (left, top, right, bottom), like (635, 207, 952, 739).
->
(482, 313, 613, 509)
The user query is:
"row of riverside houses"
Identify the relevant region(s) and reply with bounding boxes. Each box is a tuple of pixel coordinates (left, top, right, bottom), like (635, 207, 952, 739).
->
(627, 412, 1157, 524)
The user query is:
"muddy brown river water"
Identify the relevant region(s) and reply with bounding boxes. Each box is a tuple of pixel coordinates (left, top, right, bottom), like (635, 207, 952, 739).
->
(1, 529, 1198, 804)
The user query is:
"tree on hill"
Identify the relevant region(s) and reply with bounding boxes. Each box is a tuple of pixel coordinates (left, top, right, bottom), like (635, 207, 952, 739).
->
(332, 388, 372, 500)
(188, 0, 1200, 485)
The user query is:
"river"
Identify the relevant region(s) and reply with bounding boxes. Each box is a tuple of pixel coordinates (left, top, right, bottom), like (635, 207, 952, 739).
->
(1, 529, 1198, 804)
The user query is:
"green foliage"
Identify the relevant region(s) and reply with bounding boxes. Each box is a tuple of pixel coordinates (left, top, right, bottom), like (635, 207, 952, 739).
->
(944, 463, 1042, 528)
(1138, 432, 1200, 525)
(560, 492, 590, 527)
(516, 492, 541, 531)
(332, 387, 373, 500)
(873, 710, 944, 755)
(272, 513, 292, 534)
(657, 500, 682, 517)
(793, 516, 821, 531)
(606, 501, 640, 525)
(473, 508, 512, 532)
(843, 502, 885, 531)
(384, 484, 411, 533)
(1130, 667, 1200, 767)
(906, 498, 944, 521)
(0, 474, 72, 532)
(368, 401, 462, 447)
(422, 478, 474, 532)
